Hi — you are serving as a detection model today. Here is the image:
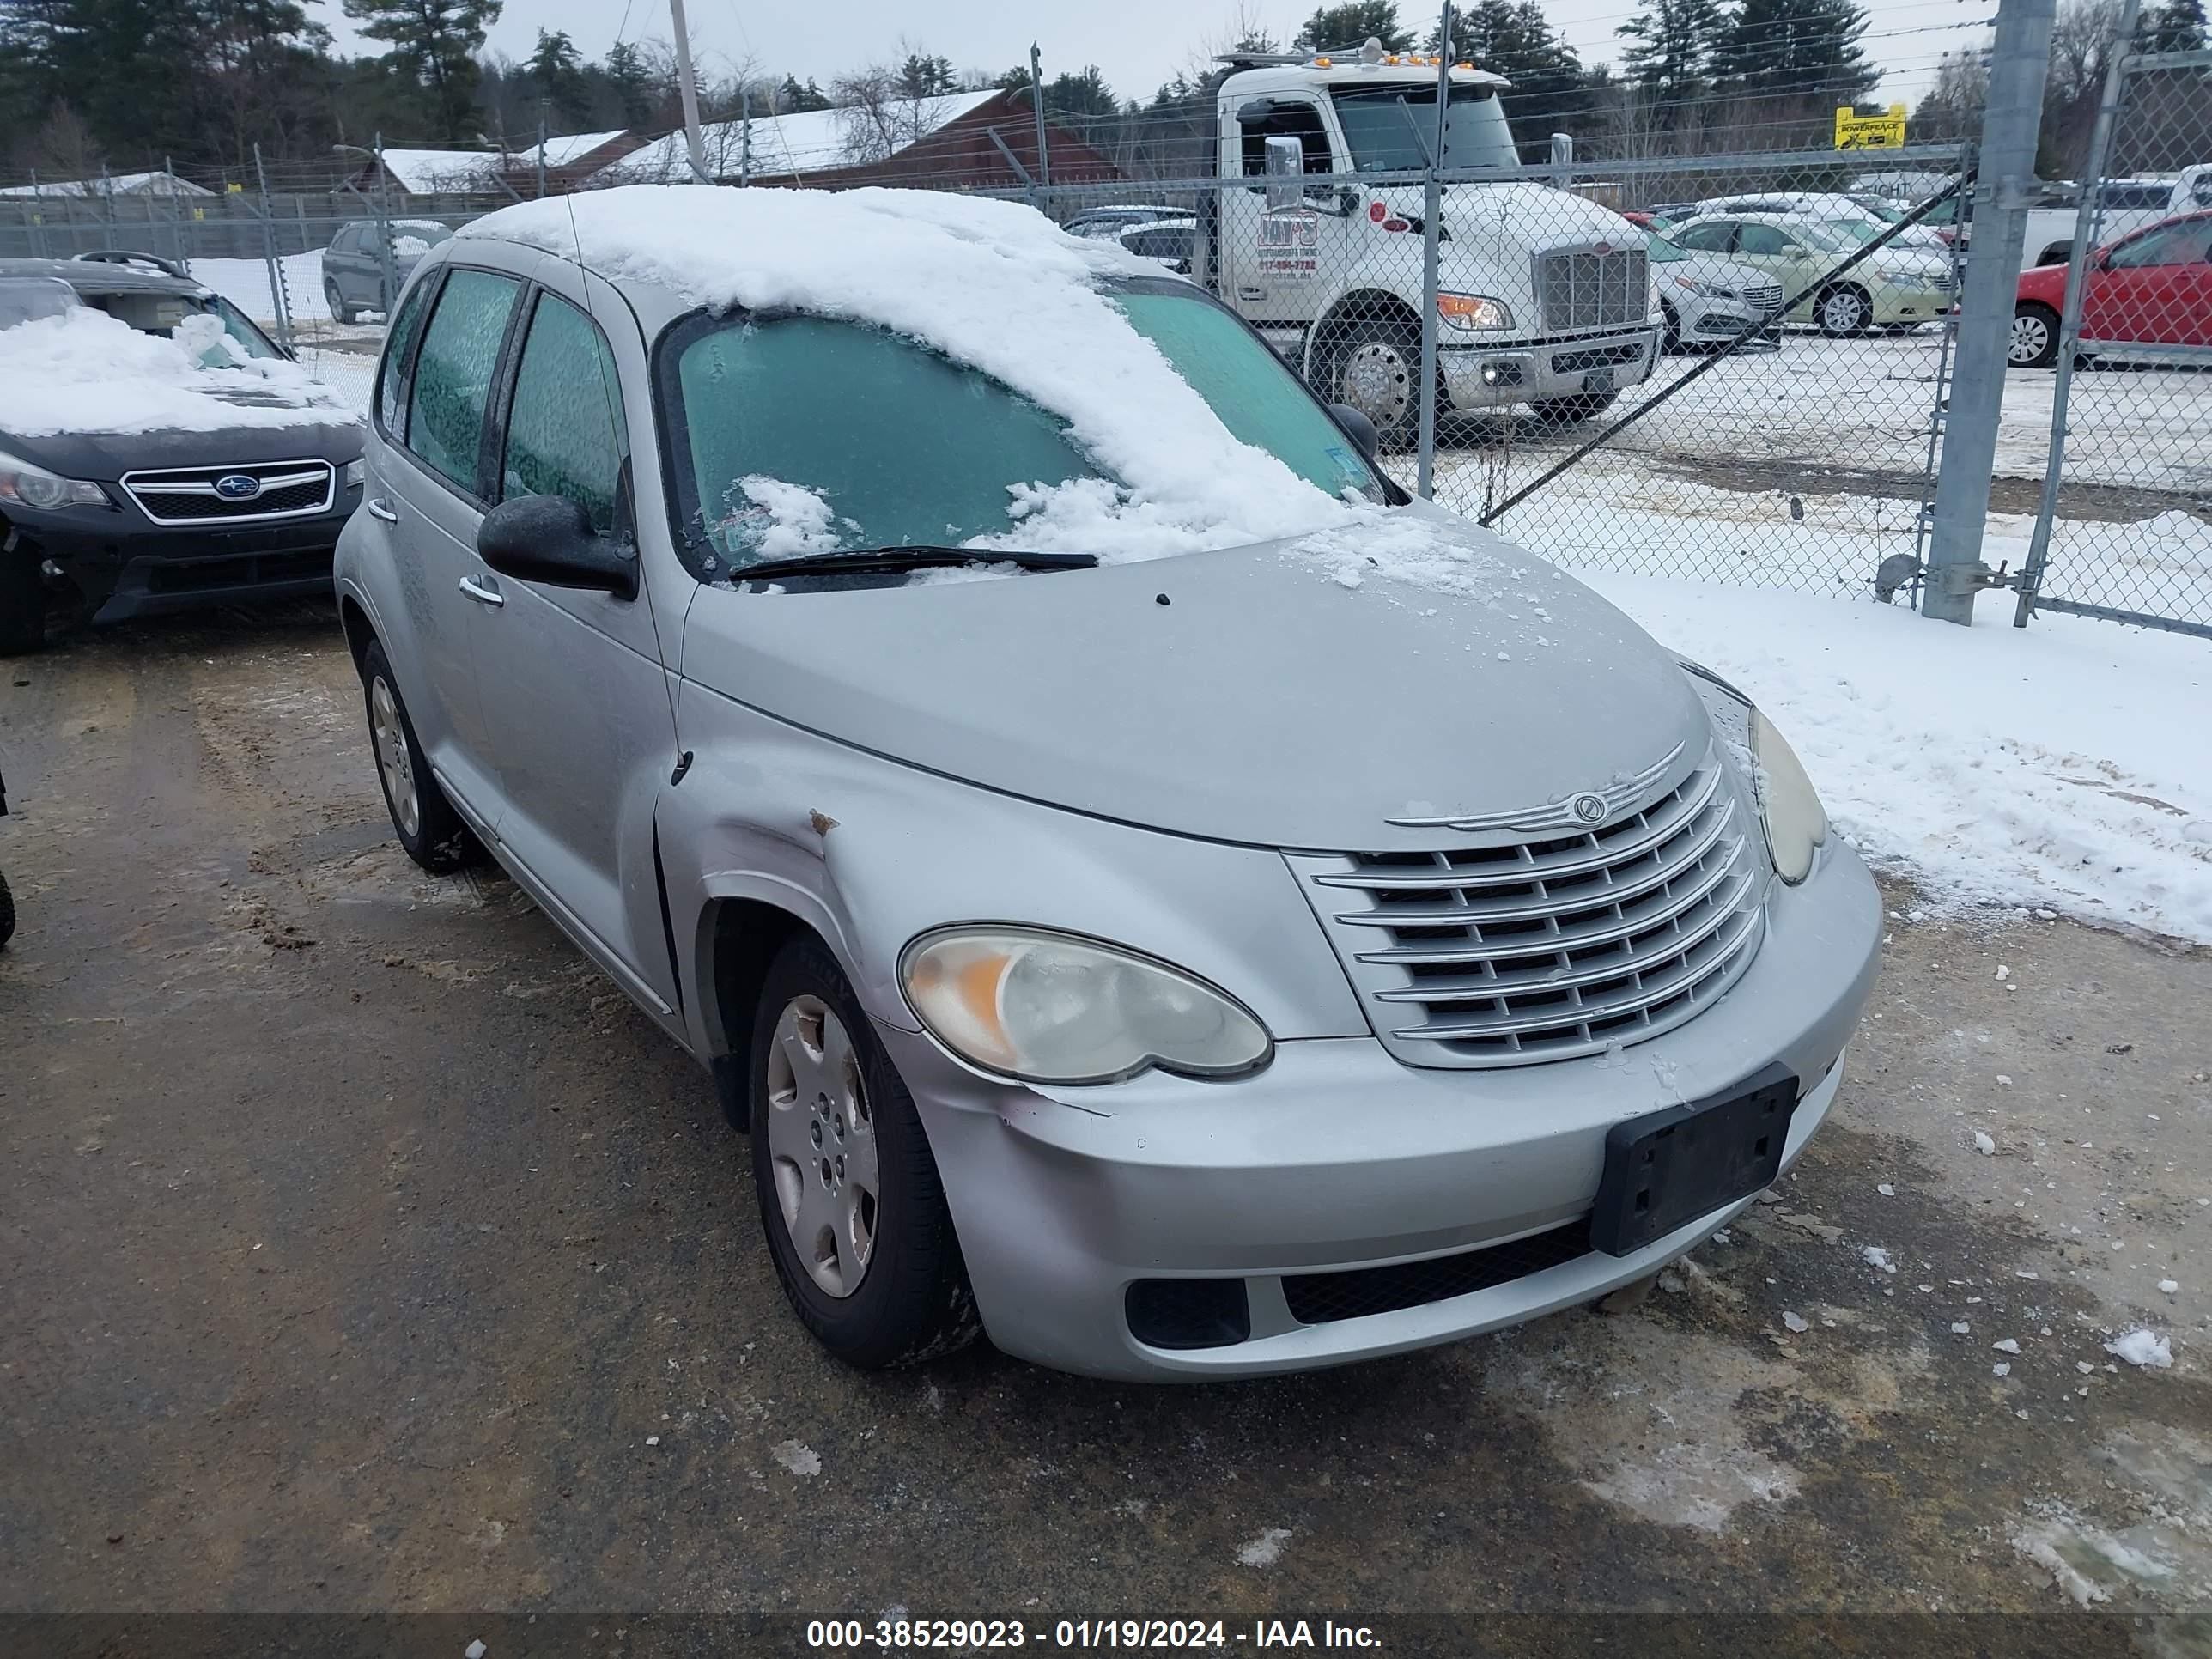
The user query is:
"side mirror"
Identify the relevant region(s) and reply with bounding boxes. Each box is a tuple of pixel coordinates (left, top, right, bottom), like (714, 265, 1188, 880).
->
(1263, 135, 1304, 211)
(477, 493, 637, 599)
(1328, 402, 1381, 462)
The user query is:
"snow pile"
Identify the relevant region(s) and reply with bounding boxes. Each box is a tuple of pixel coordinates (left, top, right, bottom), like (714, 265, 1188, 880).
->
(2106, 1329, 2173, 1370)
(461, 186, 1360, 555)
(1580, 578, 2212, 945)
(1, 305, 350, 435)
(732, 477, 845, 557)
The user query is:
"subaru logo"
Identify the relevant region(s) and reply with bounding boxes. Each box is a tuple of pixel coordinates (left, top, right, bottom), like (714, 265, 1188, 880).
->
(1571, 792, 1608, 825)
(214, 473, 262, 501)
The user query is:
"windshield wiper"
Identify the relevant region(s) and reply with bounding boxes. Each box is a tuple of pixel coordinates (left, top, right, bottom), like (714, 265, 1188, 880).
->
(734, 545, 1097, 583)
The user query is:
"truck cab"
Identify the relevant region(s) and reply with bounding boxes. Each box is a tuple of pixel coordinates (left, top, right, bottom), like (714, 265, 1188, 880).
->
(1197, 40, 1660, 444)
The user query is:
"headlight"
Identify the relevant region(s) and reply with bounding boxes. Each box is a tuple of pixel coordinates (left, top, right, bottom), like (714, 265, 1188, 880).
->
(343, 458, 367, 489)
(901, 927, 1273, 1085)
(1670, 276, 1731, 299)
(1751, 708, 1827, 884)
(1437, 292, 1513, 331)
(0, 447, 108, 511)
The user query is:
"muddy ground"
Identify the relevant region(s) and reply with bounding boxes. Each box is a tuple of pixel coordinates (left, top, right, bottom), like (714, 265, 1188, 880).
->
(3, 606, 2209, 1648)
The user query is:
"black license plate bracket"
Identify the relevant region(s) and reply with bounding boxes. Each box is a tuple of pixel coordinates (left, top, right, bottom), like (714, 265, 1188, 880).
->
(1592, 1065, 1799, 1256)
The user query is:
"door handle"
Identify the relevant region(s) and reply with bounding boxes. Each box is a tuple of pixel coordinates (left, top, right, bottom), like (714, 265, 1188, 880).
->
(366, 496, 398, 522)
(458, 574, 505, 608)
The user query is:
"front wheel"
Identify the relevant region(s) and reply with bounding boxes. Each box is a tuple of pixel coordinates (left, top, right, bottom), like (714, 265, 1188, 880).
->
(1316, 314, 1423, 451)
(324, 281, 357, 325)
(0, 545, 47, 656)
(2008, 302, 2060, 368)
(1815, 284, 1873, 337)
(360, 641, 479, 872)
(749, 933, 979, 1369)
(1528, 391, 1620, 428)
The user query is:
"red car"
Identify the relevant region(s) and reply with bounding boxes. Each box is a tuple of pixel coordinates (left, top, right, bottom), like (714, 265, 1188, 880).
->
(2011, 210, 2212, 367)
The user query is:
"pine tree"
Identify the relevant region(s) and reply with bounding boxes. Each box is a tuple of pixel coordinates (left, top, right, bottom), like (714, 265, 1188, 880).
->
(1618, 0, 1729, 104)
(605, 41, 657, 126)
(1710, 0, 1877, 103)
(1435, 2, 1591, 148)
(525, 27, 591, 130)
(2145, 0, 2208, 51)
(894, 52, 956, 100)
(775, 74, 831, 113)
(339, 0, 504, 142)
(1294, 3, 1413, 52)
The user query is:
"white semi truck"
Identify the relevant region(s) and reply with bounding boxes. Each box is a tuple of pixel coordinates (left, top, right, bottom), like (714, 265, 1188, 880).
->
(1192, 40, 1662, 445)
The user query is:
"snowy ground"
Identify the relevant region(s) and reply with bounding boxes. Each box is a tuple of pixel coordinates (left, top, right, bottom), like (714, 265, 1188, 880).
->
(1585, 574, 2212, 946)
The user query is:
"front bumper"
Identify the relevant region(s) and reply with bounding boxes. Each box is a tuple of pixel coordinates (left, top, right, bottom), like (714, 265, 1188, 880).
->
(1440, 325, 1659, 410)
(11, 494, 357, 623)
(892, 842, 1881, 1381)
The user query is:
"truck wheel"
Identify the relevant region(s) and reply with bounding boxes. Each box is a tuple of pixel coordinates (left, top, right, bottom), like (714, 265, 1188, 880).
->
(0, 545, 47, 656)
(1318, 315, 1422, 451)
(2008, 303, 2060, 368)
(749, 933, 980, 1370)
(1528, 392, 1620, 428)
(1815, 284, 1873, 337)
(324, 281, 357, 325)
(360, 640, 480, 872)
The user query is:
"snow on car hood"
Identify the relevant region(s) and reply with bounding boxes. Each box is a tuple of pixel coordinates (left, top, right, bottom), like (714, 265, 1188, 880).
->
(681, 505, 1711, 851)
(1, 306, 353, 437)
(462, 185, 1373, 558)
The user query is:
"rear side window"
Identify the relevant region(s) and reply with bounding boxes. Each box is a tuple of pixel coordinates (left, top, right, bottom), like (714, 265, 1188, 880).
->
(1735, 224, 1792, 256)
(405, 269, 520, 494)
(374, 270, 439, 440)
(501, 292, 628, 538)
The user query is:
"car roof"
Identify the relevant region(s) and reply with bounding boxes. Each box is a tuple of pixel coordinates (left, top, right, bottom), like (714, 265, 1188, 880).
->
(1121, 217, 1196, 233)
(0, 256, 208, 298)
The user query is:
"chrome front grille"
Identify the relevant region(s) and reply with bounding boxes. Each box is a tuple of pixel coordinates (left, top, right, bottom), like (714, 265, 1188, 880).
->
(122, 459, 336, 526)
(1534, 245, 1649, 331)
(1746, 281, 1786, 317)
(1292, 750, 1768, 1069)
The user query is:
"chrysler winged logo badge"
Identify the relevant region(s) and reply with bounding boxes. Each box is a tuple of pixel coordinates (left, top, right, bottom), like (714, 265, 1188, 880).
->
(214, 473, 263, 501)
(1387, 743, 1686, 836)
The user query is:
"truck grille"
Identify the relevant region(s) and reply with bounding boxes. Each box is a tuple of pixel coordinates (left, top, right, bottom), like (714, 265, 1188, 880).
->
(1746, 281, 1786, 316)
(122, 459, 335, 526)
(1534, 245, 1649, 332)
(1291, 750, 1767, 1069)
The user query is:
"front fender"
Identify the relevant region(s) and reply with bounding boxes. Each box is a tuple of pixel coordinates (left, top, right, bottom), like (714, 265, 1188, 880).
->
(661, 678, 1369, 1067)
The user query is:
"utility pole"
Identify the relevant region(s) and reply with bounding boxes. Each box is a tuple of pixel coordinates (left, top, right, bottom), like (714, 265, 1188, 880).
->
(668, 0, 712, 184)
(1415, 2, 1454, 499)
(1922, 0, 2058, 623)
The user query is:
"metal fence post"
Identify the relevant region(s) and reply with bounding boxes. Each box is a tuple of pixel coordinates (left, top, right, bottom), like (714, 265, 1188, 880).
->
(1030, 44, 1051, 191)
(374, 132, 398, 319)
(2014, 0, 2140, 627)
(1922, 0, 2058, 624)
(253, 143, 295, 349)
(1415, 1, 1454, 501)
(536, 119, 549, 199)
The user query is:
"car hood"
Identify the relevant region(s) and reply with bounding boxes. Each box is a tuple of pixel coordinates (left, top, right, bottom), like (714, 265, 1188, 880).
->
(1668, 253, 1771, 291)
(678, 508, 1713, 852)
(0, 415, 363, 483)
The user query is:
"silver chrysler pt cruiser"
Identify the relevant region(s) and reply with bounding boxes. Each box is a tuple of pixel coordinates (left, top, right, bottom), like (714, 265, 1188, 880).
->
(335, 185, 1880, 1382)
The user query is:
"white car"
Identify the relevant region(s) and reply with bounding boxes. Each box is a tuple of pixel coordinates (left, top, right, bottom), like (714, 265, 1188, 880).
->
(1063, 204, 1185, 241)
(1646, 233, 1783, 352)
(1667, 213, 1955, 336)
(1113, 216, 1195, 275)
(1700, 191, 1950, 254)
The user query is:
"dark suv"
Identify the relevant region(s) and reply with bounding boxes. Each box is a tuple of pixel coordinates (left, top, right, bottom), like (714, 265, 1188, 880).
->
(0, 252, 364, 653)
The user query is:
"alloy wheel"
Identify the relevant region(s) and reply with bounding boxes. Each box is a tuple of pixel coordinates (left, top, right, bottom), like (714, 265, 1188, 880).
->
(763, 994, 879, 1298)
(369, 675, 419, 839)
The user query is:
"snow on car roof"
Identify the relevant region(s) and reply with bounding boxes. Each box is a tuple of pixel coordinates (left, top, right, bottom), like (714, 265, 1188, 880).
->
(0, 305, 352, 436)
(459, 185, 1365, 556)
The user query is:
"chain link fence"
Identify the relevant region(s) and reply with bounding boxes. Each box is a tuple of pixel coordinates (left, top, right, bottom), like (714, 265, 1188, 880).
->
(2013, 41, 2212, 642)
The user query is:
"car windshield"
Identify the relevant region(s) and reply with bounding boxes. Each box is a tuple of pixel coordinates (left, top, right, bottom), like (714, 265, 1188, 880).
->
(663, 287, 1384, 580)
(1795, 221, 1868, 252)
(1646, 233, 1688, 264)
(87, 287, 285, 362)
(1331, 84, 1518, 173)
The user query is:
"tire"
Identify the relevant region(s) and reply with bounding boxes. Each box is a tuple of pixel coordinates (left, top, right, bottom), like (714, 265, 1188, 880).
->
(1316, 313, 1423, 451)
(0, 867, 14, 950)
(1660, 301, 1682, 355)
(748, 933, 979, 1370)
(1815, 284, 1873, 337)
(325, 281, 357, 325)
(1528, 391, 1620, 428)
(2009, 303, 2060, 369)
(359, 640, 479, 872)
(0, 543, 47, 656)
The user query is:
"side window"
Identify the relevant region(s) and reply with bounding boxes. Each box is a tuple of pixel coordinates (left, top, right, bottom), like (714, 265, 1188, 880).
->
(404, 269, 520, 494)
(1672, 222, 1733, 253)
(1241, 101, 1332, 176)
(1735, 224, 1791, 256)
(374, 270, 438, 439)
(501, 292, 629, 538)
(2108, 220, 2212, 269)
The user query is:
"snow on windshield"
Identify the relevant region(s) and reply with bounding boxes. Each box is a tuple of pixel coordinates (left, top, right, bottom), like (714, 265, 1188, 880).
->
(462, 185, 1380, 558)
(0, 305, 351, 436)
(733, 476, 846, 556)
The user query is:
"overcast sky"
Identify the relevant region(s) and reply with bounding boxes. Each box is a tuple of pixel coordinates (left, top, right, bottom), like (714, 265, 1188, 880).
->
(324, 0, 1971, 121)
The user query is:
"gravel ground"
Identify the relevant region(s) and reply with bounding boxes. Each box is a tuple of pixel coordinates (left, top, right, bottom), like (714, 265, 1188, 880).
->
(2, 605, 2209, 1647)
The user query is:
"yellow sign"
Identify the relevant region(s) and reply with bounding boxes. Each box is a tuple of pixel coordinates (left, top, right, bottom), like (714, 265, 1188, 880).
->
(227, 181, 243, 193)
(1835, 104, 1907, 150)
